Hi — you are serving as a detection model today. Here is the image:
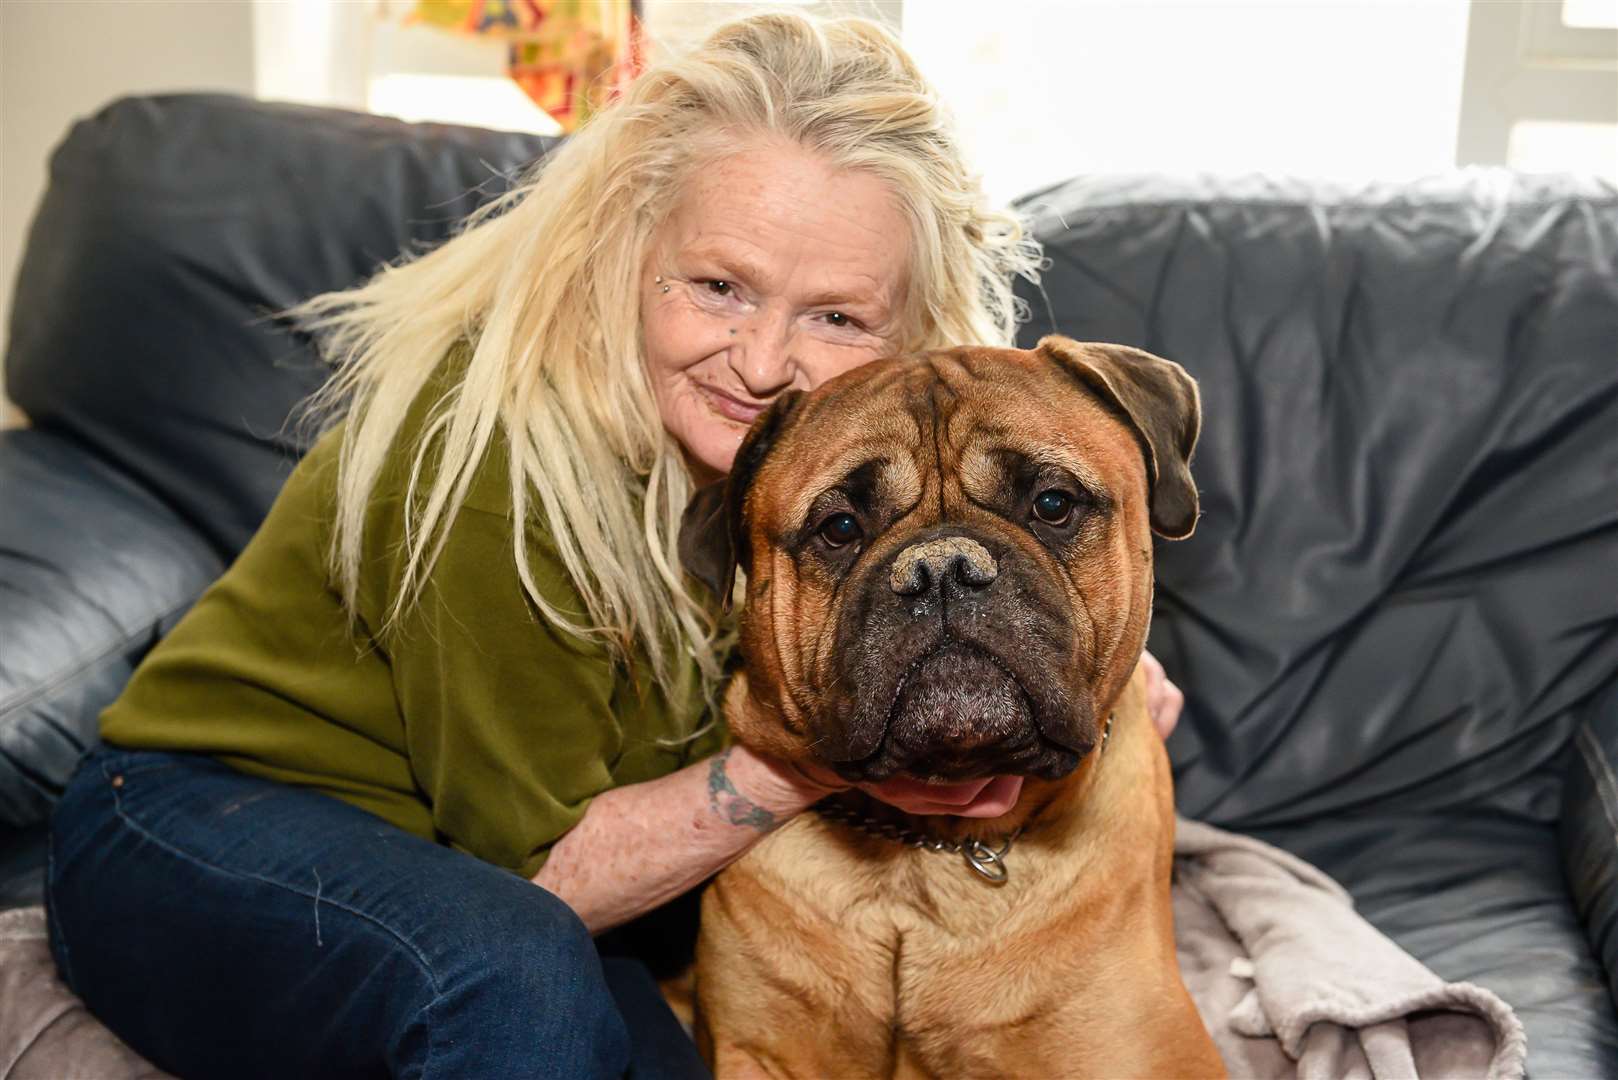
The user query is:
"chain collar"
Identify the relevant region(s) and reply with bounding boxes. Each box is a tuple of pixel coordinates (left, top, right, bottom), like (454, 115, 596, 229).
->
(812, 712, 1116, 885)
(812, 798, 1022, 882)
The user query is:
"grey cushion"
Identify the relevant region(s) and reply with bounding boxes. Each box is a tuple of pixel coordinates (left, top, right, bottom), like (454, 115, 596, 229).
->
(7, 93, 558, 557)
(0, 429, 221, 830)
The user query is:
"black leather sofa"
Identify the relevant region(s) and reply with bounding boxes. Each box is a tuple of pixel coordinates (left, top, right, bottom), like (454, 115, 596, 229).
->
(3, 94, 1615, 1076)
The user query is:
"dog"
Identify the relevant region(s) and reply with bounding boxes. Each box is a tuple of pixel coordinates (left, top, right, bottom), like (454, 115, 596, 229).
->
(678, 336, 1225, 1079)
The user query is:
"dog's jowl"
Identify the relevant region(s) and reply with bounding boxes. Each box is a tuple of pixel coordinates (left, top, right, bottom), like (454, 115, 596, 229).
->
(680, 336, 1225, 1079)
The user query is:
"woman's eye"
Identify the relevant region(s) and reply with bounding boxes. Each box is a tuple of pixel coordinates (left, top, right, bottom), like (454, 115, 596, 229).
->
(705, 280, 733, 297)
(817, 512, 863, 548)
(825, 312, 850, 327)
(1032, 489, 1075, 526)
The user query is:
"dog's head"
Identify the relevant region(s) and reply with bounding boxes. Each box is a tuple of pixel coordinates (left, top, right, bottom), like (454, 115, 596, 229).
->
(680, 336, 1200, 784)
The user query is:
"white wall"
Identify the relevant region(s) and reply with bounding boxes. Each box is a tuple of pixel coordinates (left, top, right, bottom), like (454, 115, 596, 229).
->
(0, 0, 255, 428)
(643, 0, 901, 55)
(904, 0, 1475, 206)
(253, 0, 370, 110)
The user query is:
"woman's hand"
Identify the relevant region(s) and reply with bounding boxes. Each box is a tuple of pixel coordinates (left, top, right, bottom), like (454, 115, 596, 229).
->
(1140, 648, 1184, 740)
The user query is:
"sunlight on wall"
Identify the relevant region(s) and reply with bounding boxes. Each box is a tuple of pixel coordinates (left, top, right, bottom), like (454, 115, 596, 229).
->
(904, 0, 1474, 204)
(1561, 0, 1618, 30)
(369, 73, 562, 134)
(1509, 121, 1618, 176)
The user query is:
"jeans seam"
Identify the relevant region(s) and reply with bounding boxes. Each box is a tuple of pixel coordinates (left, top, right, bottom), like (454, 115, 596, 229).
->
(103, 774, 447, 1009)
(45, 823, 77, 993)
(416, 994, 442, 1080)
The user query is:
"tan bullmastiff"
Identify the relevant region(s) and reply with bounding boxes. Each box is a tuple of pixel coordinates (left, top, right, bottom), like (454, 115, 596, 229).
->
(679, 336, 1225, 1079)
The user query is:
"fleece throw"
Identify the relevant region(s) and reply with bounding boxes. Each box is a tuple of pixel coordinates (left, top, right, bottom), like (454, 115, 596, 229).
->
(1174, 817, 1527, 1079)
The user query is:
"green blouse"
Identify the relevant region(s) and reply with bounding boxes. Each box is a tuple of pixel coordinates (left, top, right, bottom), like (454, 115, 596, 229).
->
(100, 355, 723, 879)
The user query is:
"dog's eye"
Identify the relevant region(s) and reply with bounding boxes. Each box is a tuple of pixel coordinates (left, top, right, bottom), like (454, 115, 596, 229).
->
(1032, 489, 1075, 526)
(817, 512, 863, 548)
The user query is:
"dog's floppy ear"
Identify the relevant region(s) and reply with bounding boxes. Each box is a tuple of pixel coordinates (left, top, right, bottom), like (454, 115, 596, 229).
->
(679, 390, 805, 610)
(1038, 335, 1202, 540)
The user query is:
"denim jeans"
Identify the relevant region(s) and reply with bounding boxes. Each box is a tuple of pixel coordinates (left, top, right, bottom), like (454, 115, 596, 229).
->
(46, 745, 709, 1079)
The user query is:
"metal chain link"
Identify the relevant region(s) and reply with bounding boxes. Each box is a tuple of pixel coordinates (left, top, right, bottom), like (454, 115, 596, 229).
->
(813, 798, 989, 855)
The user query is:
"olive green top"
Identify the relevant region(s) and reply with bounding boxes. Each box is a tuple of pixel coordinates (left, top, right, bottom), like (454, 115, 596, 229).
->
(100, 353, 723, 879)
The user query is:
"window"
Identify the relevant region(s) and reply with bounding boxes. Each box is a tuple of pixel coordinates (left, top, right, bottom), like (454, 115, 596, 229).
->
(1457, 0, 1618, 179)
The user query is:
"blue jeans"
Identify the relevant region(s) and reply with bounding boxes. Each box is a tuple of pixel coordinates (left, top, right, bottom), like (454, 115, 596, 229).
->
(46, 745, 710, 1079)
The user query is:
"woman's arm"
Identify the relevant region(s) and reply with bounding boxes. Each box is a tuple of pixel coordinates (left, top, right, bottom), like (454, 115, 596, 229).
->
(540, 649, 1187, 933)
(533, 743, 839, 934)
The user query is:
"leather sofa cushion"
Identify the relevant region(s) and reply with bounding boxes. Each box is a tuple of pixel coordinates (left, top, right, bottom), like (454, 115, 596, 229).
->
(1014, 172, 1618, 827)
(1561, 677, 1618, 1006)
(0, 430, 221, 829)
(6, 94, 556, 560)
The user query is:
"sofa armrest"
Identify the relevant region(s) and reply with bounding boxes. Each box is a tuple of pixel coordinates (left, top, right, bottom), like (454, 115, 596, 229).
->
(0, 428, 222, 827)
(0, 825, 48, 909)
(1560, 674, 1618, 1004)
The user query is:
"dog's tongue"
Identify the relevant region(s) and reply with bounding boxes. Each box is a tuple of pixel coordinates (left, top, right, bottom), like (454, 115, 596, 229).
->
(865, 774, 1025, 818)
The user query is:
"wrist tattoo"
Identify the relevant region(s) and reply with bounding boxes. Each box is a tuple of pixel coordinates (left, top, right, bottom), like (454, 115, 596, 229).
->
(708, 749, 778, 832)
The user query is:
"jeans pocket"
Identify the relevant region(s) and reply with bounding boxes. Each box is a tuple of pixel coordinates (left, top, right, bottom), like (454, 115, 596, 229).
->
(95, 747, 185, 783)
(96, 750, 242, 835)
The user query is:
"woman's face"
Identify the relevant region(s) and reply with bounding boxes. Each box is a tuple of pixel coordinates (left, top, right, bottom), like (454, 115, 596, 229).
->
(642, 140, 912, 480)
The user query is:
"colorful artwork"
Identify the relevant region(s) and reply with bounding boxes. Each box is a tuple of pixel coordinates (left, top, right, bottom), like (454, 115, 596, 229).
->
(410, 0, 644, 132)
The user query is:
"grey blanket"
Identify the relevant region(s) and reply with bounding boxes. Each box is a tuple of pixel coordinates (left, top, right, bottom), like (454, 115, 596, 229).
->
(0, 907, 168, 1079)
(1, 824, 1528, 1078)
(1174, 817, 1527, 1079)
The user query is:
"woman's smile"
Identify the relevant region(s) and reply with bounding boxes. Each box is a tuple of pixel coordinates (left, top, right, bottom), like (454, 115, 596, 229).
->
(692, 378, 769, 426)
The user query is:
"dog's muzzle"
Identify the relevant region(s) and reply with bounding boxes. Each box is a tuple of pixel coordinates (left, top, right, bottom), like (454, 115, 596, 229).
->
(824, 531, 1086, 783)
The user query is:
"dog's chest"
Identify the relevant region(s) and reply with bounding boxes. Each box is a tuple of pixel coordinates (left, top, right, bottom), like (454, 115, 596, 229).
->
(719, 816, 1100, 1074)
(756, 818, 1074, 979)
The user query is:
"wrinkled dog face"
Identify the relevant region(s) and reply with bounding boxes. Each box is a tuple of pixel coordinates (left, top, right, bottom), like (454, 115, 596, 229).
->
(681, 338, 1200, 784)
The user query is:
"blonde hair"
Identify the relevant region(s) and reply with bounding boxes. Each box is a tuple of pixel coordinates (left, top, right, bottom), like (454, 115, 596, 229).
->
(291, 10, 1042, 710)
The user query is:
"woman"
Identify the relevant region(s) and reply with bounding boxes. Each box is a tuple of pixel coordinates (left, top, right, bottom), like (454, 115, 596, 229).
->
(46, 11, 1184, 1078)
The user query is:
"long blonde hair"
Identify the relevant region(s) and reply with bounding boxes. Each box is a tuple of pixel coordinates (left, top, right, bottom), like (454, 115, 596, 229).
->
(291, 10, 1042, 710)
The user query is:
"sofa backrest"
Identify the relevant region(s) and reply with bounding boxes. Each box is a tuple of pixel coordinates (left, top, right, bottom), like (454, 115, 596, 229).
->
(1016, 173, 1618, 830)
(7, 96, 1615, 836)
(4, 93, 558, 559)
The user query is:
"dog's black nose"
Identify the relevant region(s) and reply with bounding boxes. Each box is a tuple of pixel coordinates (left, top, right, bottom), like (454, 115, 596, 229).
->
(889, 536, 998, 596)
